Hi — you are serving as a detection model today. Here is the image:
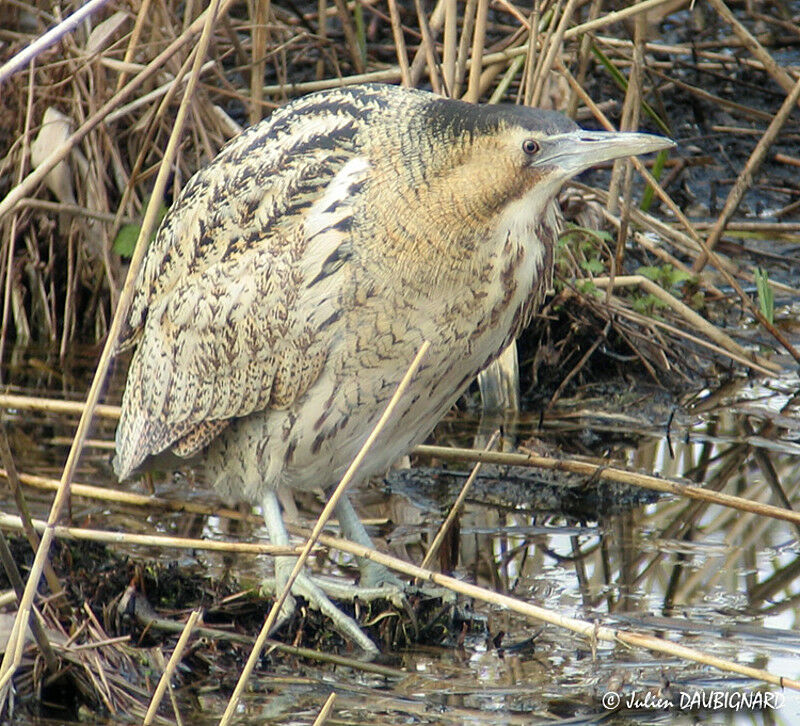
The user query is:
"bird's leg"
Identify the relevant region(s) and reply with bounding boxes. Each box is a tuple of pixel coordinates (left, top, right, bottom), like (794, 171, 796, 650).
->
(334, 495, 453, 633)
(334, 495, 405, 590)
(260, 490, 379, 656)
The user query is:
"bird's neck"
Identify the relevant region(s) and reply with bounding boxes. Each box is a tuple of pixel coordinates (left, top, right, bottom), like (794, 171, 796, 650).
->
(357, 159, 555, 291)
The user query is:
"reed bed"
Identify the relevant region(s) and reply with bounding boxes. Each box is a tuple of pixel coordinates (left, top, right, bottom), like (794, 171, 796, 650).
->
(1, 0, 799, 722)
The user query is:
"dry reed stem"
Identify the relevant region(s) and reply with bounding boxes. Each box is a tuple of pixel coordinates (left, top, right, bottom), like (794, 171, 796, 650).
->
(0, 0, 114, 85)
(219, 340, 430, 726)
(0, 467, 249, 517)
(0, 393, 120, 418)
(14, 198, 133, 224)
(693, 73, 800, 271)
(597, 34, 794, 75)
(0, 513, 302, 556)
(387, 0, 411, 87)
(592, 275, 778, 373)
(441, 0, 457, 94)
(414, 0, 442, 94)
(105, 60, 217, 123)
(332, 0, 365, 75)
(143, 608, 202, 726)
(413, 445, 800, 527)
(530, 0, 578, 107)
(250, 0, 269, 125)
(463, 0, 487, 102)
(602, 299, 772, 374)
(453, 0, 476, 98)
(311, 692, 337, 726)
(0, 0, 228, 704)
(521, 4, 538, 106)
(419, 430, 499, 572)
(406, 1, 436, 86)
(114, 0, 152, 92)
(649, 67, 775, 123)
(609, 11, 644, 289)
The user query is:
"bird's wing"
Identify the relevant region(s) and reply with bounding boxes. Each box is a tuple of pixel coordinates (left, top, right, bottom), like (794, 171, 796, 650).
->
(114, 96, 375, 479)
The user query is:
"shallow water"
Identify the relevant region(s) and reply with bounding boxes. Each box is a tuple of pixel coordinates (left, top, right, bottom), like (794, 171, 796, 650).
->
(2, 348, 799, 724)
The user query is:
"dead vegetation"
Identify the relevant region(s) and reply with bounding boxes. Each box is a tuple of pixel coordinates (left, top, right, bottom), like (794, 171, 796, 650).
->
(1, 0, 800, 723)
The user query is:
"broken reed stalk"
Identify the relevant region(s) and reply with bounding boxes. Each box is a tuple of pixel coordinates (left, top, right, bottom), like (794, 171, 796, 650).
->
(413, 445, 800, 527)
(311, 692, 337, 726)
(218, 340, 431, 726)
(590, 275, 778, 374)
(143, 608, 202, 726)
(0, 0, 113, 84)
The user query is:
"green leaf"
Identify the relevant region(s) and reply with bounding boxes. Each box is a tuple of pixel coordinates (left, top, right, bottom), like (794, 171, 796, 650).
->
(636, 265, 662, 282)
(636, 264, 694, 288)
(580, 257, 605, 274)
(113, 223, 140, 258)
(754, 267, 774, 325)
(112, 202, 168, 259)
(640, 147, 669, 211)
(666, 268, 694, 286)
(689, 291, 705, 310)
(631, 293, 668, 315)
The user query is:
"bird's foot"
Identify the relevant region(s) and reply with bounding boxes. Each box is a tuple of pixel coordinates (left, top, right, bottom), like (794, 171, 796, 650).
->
(262, 562, 379, 656)
(260, 570, 405, 609)
(355, 557, 455, 605)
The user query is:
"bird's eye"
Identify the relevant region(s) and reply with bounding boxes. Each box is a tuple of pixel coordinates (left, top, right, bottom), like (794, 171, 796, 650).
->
(522, 138, 540, 155)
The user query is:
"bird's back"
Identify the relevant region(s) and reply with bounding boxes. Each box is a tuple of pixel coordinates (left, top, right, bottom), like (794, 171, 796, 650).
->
(115, 85, 425, 479)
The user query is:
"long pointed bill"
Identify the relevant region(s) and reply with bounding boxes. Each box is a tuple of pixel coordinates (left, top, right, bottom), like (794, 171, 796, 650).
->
(538, 129, 675, 176)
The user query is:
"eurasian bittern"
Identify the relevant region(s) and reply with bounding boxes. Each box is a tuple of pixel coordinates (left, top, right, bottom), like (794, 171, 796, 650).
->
(114, 83, 672, 655)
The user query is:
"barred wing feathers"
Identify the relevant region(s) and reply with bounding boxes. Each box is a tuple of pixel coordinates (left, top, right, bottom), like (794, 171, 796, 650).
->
(113, 87, 387, 479)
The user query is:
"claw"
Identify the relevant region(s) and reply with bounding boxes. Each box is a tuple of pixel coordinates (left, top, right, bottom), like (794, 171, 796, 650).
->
(262, 490, 379, 655)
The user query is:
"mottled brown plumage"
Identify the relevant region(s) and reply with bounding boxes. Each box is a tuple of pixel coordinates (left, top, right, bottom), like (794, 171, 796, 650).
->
(114, 83, 672, 653)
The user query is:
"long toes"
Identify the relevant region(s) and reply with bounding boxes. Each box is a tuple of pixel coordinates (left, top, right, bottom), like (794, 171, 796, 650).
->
(290, 572, 379, 655)
(265, 569, 378, 655)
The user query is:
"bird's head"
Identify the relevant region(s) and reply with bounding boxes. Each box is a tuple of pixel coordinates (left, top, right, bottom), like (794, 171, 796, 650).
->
(357, 87, 674, 285)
